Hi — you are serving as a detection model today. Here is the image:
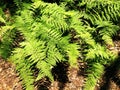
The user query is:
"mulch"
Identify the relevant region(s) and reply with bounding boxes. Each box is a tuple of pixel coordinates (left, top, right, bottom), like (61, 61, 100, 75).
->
(0, 57, 23, 90)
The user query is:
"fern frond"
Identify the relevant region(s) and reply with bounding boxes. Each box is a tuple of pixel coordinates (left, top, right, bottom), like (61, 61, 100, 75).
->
(32, 1, 69, 32)
(84, 63, 104, 90)
(70, 12, 96, 47)
(36, 61, 53, 81)
(82, 0, 120, 24)
(85, 44, 112, 63)
(10, 48, 34, 90)
(0, 13, 16, 59)
(66, 43, 79, 67)
(13, 0, 22, 7)
(96, 21, 119, 45)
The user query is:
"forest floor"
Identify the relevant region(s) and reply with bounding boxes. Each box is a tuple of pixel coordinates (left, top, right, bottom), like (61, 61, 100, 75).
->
(0, 57, 120, 90)
(1, 35, 120, 90)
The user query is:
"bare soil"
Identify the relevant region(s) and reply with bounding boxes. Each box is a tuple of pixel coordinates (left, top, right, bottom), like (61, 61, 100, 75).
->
(0, 57, 23, 90)
(0, 57, 120, 90)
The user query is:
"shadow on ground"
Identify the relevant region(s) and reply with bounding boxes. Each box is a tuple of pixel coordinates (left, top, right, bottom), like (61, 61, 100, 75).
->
(100, 56, 120, 90)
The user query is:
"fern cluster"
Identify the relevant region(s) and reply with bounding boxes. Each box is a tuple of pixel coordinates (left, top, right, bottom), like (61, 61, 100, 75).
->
(0, 0, 120, 90)
(10, 1, 80, 89)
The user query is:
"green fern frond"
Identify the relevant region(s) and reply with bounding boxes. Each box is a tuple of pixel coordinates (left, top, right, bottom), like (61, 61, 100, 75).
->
(85, 44, 112, 63)
(36, 61, 53, 81)
(0, 26, 14, 38)
(0, 13, 16, 59)
(13, 0, 22, 7)
(95, 21, 119, 45)
(96, 21, 119, 36)
(82, 0, 120, 24)
(84, 63, 104, 90)
(67, 43, 79, 67)
(32, 1, 69, 32)
(10, 48, 34, 90)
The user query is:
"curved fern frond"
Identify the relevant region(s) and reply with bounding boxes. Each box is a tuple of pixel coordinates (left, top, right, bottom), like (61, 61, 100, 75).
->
(84, 63, 104, 90)
(10, 48, 34, 90)
(96, 21, 119, 45)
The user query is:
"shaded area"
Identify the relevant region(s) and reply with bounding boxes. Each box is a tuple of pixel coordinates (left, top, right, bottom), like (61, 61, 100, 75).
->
(49, 62, 84, 90)
(98, 33, 120, 90)
(35, 62, 69, 90)
(35, 62, 85, 90)
(35, 78, 51, 90)
(52, 62, 69, 90)
(99, 57, 120, 90)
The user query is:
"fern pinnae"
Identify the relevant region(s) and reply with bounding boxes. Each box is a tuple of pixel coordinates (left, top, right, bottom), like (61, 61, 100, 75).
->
(1, 0, 120, 90)
(84, 63, 104, 90)
(10, 48, 34, 90)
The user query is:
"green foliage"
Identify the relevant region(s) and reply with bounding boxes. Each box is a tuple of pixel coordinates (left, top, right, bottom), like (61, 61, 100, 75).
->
(84, 63, 104, 90)
(0, 9, 15, 58)
(58, 0, 120, 90)
(8, 1, 80, 89)
(0, 0, 120, 90)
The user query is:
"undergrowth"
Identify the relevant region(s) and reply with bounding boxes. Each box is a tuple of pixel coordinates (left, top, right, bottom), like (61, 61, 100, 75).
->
(0, 0, 120, 90)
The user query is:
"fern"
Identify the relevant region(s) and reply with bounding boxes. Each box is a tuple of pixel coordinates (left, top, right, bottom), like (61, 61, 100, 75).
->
(10, 48, 34, 90)
(12, 1, 119, 89)
(95, 21, 119, 45)
(77, 0, 120, 90)
(8, 1, 80, 89)
(60, 0, 120, 90)
(84, 63, 104, 90)
(1, 0, 120, 90)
